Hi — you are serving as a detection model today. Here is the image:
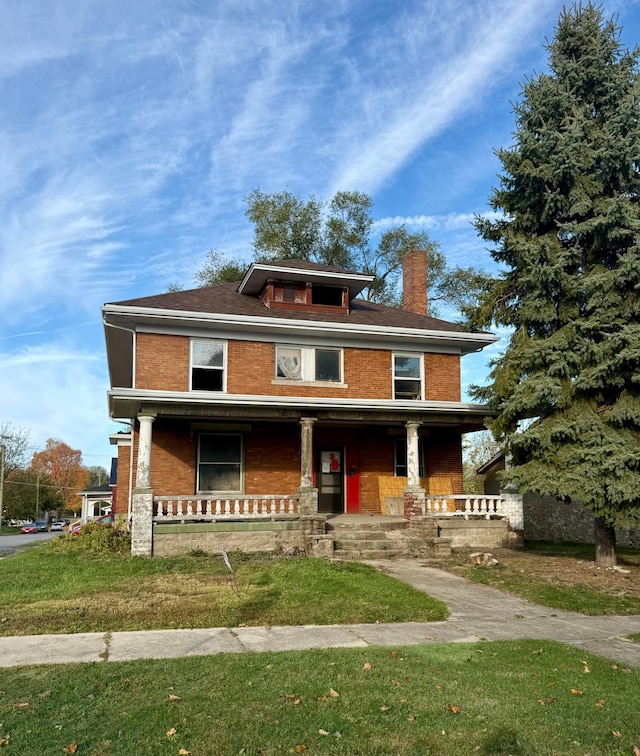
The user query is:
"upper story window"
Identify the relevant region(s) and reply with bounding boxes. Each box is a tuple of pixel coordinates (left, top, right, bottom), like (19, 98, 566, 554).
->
(311, 285, 344, 307)
(275, 346, 342, 383)
(393, 353, 423, 400)
(191, 340, 226, 391)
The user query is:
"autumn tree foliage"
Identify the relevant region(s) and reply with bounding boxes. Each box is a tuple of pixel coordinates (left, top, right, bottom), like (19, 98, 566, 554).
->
(31, 439, 88, 511)
(472, 4, 640, 566)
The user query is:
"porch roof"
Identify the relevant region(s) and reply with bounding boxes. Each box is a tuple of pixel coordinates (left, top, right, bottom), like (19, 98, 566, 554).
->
(109, 388, 493, 433)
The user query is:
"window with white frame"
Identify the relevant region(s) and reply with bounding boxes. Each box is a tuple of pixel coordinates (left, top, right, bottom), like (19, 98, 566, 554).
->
(393, 353, 423, 399)
(197, 434, 242, 492)
(275, 346, 341, 383)
(191, 340, 225, 391)
(394, 437, 426, 478)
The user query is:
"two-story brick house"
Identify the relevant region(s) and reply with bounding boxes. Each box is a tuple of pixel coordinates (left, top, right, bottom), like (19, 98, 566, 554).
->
(104, 252, 521, 556)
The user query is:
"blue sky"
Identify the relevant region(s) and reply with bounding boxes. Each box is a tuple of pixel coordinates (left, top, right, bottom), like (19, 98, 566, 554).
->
(1, 0, 639, 469)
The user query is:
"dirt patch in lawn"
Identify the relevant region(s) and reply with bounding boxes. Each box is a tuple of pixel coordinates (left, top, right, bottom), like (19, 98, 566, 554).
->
(441, 546, 640, 598)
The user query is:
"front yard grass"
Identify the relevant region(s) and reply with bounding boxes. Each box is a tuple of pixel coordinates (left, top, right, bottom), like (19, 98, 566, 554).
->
(445, 542, 640, 616)
(0, 640, 637, 755)
(0, 544, 447, 636)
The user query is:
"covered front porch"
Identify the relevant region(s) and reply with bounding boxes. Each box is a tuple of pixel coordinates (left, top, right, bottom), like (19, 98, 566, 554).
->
(123, 401, 523, 557)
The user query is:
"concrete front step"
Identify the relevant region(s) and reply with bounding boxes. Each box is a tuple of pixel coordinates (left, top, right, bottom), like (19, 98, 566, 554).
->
(325, 520, 410, 533)
(333, 548, 409, 560)
(329, 530, 389, 541)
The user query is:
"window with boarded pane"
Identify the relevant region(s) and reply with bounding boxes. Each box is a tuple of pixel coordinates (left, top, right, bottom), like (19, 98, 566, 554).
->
(191, 340, 225, 391)
(198, 434, 242, 492)
(393, 354, 423, 399)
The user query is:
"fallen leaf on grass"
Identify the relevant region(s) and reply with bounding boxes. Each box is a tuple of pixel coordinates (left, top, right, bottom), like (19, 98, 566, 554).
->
(295, 745, 307, 752)
(39, 690, 52, 698)
(178, 750, 191, 755)
(318, 730, 329, 736)
(612, 731, 622, 738)
(596, 700, 606, 708)
(283, 695, 300, 705)
(168, 695, 182, 702)
(55, 725, 63, 731)
(62, 743, 77, 754)
(633, 746, 640, 756)
(407, 716, 415, 723)
(538, 698, 556, 706)
(611, 664, 618, 670)
(446, 705, 462, 714)
(14, 703, 29, 709)
(380, 705, 391, 712)
(329, 689, 340, 698)
(0, 737, 9, 747)
(570, 689, 583, 695)
(167, 728, 177, 737)
(363, 662, 372, 670)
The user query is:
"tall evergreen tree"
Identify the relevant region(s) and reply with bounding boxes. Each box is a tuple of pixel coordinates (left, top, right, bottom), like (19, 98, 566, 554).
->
(472, 4, 640, 566)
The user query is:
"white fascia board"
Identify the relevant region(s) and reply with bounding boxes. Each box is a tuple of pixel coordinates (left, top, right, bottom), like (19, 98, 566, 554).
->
(103, 305, 498, 353)
(108, 388, 492, 415)
(238, 263, 374, 296)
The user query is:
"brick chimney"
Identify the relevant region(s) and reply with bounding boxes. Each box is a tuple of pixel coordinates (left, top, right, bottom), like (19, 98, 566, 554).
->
(402, 249, 428, 315)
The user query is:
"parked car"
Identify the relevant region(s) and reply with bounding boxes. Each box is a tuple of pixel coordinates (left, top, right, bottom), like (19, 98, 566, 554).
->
(20, 523, 37, 534)
(50, 522, 64, 532)
(34, 520, 48, 532)
(71, 514, 115, 535)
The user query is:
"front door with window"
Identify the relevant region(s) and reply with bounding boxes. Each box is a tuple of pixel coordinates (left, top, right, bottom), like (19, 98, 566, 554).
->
(317, 449, 344, 513)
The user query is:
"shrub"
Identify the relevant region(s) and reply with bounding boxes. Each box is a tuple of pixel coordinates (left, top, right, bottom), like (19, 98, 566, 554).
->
(51, 522, 131, 556)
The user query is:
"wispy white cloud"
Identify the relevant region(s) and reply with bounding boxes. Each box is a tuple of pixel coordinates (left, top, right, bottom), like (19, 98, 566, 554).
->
(373, 211, 505, 233)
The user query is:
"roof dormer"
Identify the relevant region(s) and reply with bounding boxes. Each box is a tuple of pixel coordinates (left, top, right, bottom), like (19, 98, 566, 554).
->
(237, 260, 374, 314)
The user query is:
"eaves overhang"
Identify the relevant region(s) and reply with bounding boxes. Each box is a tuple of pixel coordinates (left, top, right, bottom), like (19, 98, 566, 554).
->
(238, 262, 374, 298)
(108, 388, 496, 426)
(102, 304, 498, 354)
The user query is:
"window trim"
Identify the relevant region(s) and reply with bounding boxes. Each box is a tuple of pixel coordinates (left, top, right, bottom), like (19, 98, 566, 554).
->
(196, 432, 243, 494)
(274, 345, 344, 384)
(190, 339, 227, 393)
(392, 352, 424, 400)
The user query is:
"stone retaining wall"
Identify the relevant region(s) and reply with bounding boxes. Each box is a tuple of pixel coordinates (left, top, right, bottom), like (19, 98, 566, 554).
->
(524, 494, 640, 548)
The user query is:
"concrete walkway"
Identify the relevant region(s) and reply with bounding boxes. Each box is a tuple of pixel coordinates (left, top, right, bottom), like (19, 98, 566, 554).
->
(1, 560, 639, 668)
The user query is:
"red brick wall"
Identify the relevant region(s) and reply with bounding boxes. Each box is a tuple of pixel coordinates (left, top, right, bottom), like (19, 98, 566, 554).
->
(147, 420, 197, 494)
(426, 434, 463, 493)
(402, 249, 428, 315)
(134, 333, 460, 401)
(136, 333, 189, 391)
(244, 423, 300, 493)
(227, 342, 393, 398)
(425, 353, 460, 401)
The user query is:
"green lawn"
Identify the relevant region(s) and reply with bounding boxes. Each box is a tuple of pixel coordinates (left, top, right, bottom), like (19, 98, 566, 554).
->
(0, 543, 447, 636)
(0, 525, 20, 536)
(0, 641, 637, 755)
(451, 542, 640, 616)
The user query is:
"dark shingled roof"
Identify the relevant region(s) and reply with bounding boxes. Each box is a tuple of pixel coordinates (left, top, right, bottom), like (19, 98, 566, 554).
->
(109, 282, 469, 333)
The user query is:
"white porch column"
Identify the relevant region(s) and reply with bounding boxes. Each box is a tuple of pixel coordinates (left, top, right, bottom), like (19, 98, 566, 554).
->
(403, 420, 425, 519)
(298, 417, 318, 515)
(132, 413, 156, 556)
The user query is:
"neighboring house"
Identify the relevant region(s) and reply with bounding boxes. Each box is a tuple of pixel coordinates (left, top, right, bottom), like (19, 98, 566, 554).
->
(477, 452, 640, 548)
(77, 483, 113, 524)
(103, 252, 523, 556)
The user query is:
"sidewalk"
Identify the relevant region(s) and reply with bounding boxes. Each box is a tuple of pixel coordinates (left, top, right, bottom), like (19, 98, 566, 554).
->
(1, 560, 639, 668)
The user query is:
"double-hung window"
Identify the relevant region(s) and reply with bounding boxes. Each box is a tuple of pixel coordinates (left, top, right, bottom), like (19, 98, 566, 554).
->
(275, 346, 341, 383)
(191, 340, 226, 391)
(197, 434, 242, 492)
(393, 353, 423, 400)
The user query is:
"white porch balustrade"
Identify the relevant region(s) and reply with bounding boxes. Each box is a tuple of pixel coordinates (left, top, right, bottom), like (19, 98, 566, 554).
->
(425, 494, 506, 519)
(153, 494, 299, 521)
